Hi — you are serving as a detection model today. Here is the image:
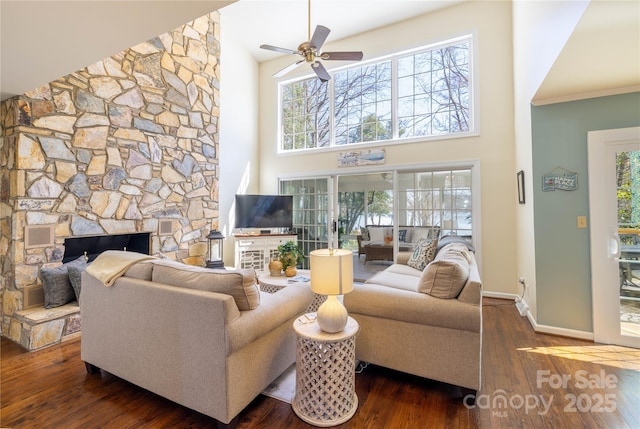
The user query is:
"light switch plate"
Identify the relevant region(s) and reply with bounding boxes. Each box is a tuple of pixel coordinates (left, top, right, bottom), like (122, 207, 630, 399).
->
(577, 216, 587, 229)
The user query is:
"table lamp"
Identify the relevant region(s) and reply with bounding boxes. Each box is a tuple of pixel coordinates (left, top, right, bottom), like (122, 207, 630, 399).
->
(310, 248, 353, 333)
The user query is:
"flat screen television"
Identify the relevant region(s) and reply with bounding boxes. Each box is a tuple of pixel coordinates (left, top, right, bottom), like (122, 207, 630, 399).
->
(235, 194, 293, 229)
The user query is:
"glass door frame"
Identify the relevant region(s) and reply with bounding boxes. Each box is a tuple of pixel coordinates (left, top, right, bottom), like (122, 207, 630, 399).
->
(278, 160, 481, 268)
(588, 126, 640, 348)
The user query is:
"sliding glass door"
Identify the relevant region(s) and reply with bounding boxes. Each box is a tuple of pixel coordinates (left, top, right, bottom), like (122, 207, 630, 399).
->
(279, 165, 476, 270)
(397, 169, 473, 238)
(280, 178, 331, 269)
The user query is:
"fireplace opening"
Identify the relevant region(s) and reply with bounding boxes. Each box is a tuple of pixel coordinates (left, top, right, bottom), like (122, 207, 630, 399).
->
(62, 232, 151, 263)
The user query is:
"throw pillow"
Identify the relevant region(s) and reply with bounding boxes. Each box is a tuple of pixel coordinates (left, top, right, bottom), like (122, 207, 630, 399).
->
(369, 227, 384, 243)
(407, 237, 438, 271)
(152, 261, 260, 310)
(360, 227, 370, 241)
(40, 256, 87, 308)
(67, 264, 88, 302)
(418, 244, 471, 298)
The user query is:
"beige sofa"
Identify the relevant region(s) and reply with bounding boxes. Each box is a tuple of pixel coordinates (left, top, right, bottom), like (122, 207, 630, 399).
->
(81, 258, 313, 429)
(344, 238, 482, 396)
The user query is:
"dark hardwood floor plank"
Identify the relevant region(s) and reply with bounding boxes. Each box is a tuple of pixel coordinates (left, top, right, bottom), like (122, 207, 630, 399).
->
(2, 298, 639, 429)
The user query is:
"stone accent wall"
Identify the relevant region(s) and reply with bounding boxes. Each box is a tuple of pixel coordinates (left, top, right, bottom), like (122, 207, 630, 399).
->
(0, 12, 221, 343)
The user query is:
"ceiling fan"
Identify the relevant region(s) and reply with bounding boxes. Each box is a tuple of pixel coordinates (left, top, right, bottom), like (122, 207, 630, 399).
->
(259, 0, 364, 82)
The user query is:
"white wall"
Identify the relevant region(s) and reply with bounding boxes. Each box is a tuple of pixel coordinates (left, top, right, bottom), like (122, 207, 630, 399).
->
(512, 0, 589, 321)
(219, 12, 261, 266)
(257, 1, 518, 295)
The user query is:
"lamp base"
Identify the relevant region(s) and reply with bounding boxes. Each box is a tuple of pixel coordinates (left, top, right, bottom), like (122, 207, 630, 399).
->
(316, 295, 348, 333)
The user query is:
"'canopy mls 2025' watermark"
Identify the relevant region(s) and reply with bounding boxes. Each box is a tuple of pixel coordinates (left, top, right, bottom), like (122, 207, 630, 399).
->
(463, 369, 618, 417)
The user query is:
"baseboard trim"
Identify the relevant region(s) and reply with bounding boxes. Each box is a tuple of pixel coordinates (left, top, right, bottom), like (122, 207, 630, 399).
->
(528, 319, 594, 341)
(482, 292, 594, 341)
(482, 291, 518, 300)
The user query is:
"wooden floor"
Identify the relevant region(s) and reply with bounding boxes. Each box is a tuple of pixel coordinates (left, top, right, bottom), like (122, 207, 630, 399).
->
(2, 298, 639, 429)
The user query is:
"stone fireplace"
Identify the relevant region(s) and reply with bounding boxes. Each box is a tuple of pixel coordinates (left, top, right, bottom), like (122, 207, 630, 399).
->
(0, 12, 222, 347)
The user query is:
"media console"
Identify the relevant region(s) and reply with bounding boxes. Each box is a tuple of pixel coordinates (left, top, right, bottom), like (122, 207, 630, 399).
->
(234, 233, 297, 271)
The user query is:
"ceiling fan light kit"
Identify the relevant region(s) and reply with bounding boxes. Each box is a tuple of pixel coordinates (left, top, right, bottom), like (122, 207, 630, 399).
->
(260, 0, 364, 82)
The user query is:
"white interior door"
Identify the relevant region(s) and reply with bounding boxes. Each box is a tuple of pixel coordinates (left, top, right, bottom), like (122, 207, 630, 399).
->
(588, 126, 640, 348)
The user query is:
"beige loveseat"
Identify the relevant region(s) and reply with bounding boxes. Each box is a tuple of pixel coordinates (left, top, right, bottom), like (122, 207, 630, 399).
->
(81, 258, 312, 429)
(344, 238, 482, 396)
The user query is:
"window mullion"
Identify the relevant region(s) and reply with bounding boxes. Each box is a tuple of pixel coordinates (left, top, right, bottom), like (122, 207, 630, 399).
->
(391, 56, 399, 141)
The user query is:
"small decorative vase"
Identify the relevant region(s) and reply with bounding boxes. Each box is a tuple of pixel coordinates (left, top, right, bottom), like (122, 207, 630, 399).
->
(269, 259, 283, 277)
(285, 266, 297, 277)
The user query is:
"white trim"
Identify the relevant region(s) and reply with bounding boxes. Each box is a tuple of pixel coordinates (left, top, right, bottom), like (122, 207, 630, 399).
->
(532, 85, 640, 106)
(482, 293, 595, 341)
(528, 319, 594, 342)
(482, 291, 518, 301)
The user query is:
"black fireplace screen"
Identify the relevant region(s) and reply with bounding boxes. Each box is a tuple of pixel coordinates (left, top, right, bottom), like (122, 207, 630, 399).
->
(62, 232, 151, 263)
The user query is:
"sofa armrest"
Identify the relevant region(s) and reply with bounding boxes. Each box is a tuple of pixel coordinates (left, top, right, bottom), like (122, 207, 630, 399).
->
(344, 283, 480, 333)
(226, 284, 313, 353)
(457, 256, 482, 306)
(396, 251, 411, 265)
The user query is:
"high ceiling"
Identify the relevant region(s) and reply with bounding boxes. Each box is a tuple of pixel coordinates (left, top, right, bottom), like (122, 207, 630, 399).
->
(1, 1, 638, 102)
(532, 0, 640, 104)
(220, 0, 464, 63)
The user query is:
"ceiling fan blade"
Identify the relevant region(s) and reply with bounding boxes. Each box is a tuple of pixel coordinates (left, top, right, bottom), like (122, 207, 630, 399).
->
(260, 44, 300, 56)
(309, 25, 330, 50)
(321, 51, 364, 61)
(312, 61, 331, 82)
(274, 60, 305, 78)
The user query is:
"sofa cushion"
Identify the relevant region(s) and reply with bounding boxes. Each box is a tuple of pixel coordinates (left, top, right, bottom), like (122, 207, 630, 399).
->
(40, 256, 87, 308)
(152, 260, 260, 310)
(419, 243, 471, 299)
(365, 270, 420, 292)
(407, 237, 438, 271)
(385, 263, 422, 277)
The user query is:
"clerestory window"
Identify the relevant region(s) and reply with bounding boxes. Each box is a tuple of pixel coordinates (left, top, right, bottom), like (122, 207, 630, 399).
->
(279, 34, 474, 152)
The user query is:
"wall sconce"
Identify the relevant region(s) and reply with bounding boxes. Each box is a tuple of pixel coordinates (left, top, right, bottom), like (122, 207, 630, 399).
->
(206, 230, 225, 269)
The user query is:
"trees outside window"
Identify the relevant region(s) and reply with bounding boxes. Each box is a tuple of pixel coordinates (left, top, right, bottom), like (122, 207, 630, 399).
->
(279, 35, 473, 152)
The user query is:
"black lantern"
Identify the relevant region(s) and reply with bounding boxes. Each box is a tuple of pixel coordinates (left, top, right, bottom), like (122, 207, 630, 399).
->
(206, 230, 225, 269)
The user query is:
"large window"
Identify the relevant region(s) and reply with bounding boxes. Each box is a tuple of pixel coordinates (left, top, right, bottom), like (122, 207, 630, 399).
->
(279, 35, 473, 152)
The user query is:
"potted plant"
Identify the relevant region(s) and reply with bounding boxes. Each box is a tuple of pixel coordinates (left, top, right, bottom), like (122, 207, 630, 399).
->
(276, 241, 305, 277)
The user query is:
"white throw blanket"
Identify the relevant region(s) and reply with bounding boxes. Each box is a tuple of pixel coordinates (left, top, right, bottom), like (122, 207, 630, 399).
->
(85, 250, 155, 286)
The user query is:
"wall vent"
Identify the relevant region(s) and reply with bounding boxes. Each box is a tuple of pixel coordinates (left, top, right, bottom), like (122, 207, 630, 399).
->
(25, 225, 55, 249)
(24, 285, 45, 309)
(158, 220, 173, 236)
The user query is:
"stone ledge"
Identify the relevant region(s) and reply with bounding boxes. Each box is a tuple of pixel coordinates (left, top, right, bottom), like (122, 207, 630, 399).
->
(15, 302, 79, 323)
(12, 303, 81, 351)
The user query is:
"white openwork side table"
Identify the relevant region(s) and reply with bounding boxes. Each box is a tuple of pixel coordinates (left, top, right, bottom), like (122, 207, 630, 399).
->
(292, 314, 359, 427)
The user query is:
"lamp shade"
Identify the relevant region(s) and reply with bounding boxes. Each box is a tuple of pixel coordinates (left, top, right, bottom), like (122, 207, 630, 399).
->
(310, 248, 353, 296)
